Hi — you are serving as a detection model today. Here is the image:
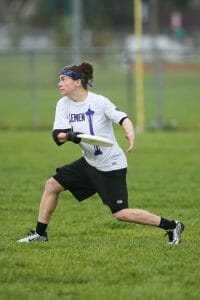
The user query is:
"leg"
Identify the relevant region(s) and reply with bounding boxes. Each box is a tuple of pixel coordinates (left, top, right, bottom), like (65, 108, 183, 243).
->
(113, 208, 184, 245)
(113, 208, 161, 226)
(16, 177, 64, 243)
(38, 177, 65, 224)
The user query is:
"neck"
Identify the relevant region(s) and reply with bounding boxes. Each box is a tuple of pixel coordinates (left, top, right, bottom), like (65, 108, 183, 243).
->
(68, 89, 88, 102)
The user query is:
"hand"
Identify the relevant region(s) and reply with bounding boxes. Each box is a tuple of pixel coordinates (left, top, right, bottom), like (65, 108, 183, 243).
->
(67, 132, 82, 144)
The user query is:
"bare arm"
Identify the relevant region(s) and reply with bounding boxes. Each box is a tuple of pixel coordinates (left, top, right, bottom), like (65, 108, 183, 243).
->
(56, 131, 81, 144)
(52, 129, 69, 145)
(52, 130, 81, 145)
(121, 118, 135, 154)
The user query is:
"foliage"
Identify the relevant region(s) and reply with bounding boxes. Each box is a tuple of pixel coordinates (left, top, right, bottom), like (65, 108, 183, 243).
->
(167, 0, 190, 10)
(0, 0, 199, 48)
(0, 0, 196, 29)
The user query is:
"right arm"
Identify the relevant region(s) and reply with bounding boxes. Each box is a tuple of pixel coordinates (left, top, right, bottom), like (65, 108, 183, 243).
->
(52, 100, 71, 146)
(52, 129, 81, 145)
(52, 129, 69, 146)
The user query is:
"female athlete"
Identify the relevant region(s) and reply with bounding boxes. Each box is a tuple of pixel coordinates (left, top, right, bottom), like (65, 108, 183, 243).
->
(17, 61, 184, 245)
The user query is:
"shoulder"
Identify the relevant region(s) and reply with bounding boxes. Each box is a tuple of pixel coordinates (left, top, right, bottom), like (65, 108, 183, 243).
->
(56, 96, 69, 108)
(57, 96, 69, 105)
(88, 91, 110, 106)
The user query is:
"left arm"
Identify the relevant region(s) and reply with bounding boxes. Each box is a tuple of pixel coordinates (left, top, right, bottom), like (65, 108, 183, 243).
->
(103, 97, 135, 153)
(121, 117, 135, 154)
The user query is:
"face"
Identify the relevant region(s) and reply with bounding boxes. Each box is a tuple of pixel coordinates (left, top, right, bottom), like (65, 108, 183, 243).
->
(58, 75, 81, 96)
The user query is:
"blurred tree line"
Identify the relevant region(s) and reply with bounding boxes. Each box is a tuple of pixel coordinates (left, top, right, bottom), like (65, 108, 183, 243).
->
(0, 0, 199, 47)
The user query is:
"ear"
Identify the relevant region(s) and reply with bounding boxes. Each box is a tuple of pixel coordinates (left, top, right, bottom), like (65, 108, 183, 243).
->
(75, 79, 82, 87)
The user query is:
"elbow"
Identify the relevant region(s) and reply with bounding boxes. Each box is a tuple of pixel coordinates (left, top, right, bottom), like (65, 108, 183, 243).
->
(119, 116, 128, 126)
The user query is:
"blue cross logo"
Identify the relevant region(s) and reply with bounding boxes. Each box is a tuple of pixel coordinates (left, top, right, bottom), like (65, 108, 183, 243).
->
(86, 107, 102, 155)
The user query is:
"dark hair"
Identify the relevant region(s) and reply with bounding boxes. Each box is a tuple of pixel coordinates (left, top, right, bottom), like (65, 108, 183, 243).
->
(63, 61, 93, 89)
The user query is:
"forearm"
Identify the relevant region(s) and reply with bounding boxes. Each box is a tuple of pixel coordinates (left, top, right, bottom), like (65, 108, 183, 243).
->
(52, 129, 81, 145)
(121, 118, 135, 153)
(122, 118, 135, 138)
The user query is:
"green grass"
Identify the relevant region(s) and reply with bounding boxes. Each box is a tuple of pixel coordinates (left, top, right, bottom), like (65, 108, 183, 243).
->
(0, 52, 200, 129)
(0, 129, 200, 300)
(0, 52, 200, 299)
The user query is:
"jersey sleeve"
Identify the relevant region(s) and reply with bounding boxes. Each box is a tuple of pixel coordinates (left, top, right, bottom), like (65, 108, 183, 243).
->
(53, 99, 71, 130)
(104, 97, 128, 124)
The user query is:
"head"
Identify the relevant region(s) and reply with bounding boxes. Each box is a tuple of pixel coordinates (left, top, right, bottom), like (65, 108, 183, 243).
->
(58, 61, 93, 98)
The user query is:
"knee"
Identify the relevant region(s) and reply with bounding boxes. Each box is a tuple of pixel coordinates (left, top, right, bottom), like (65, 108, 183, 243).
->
(44, 178, 63, 194)
(113, 209, 128, 221)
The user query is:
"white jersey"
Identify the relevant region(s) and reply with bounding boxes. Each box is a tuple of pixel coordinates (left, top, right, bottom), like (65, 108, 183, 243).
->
(53, 91, 128, 171)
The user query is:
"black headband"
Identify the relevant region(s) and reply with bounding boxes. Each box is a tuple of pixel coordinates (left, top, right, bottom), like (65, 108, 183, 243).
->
(60, 69, 92, 87)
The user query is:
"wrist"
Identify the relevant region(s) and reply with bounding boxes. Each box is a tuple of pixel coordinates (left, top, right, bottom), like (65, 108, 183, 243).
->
(67, 132, 81, 144)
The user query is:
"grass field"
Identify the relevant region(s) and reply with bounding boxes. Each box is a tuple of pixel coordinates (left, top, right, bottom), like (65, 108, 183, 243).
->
(0, 52, 200, 130)
(0, 129, 200, 300)
(0, 52, 200, 299)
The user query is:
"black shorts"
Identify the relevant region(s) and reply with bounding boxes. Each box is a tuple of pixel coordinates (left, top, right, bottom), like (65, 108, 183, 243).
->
(53, 157, 128, 213)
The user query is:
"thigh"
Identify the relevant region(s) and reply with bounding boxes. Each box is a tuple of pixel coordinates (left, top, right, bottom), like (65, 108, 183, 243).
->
(86, 166, 128, 213)
(53, 157, 96, 201)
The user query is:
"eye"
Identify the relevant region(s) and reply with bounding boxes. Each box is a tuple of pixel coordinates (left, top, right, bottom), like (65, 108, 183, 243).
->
(60, 75, 67, 82)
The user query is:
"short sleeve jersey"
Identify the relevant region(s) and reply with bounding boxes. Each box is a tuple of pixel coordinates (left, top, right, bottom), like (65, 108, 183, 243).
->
(53, 91, 128, 171)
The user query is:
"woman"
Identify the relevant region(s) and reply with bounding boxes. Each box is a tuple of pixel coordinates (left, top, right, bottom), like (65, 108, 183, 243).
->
(17, 61, 184, 245)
